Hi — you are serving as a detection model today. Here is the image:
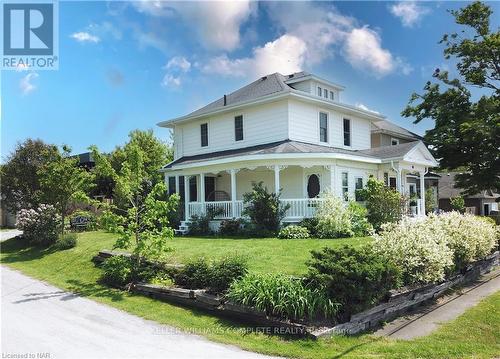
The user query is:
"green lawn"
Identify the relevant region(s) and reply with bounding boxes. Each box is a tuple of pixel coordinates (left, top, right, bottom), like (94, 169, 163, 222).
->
(1, 231, 499, 358)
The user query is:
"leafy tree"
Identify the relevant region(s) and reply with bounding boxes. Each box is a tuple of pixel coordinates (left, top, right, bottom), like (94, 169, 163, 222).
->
(450, 196, 466, 213)
(242, 181, 289, 234)
(38, 146, 93, 234)
(91, 143, 179, 268)
(425, 187, 438, 214)
(1, 139, 59, 211)
(357, 178, 404, 231)
(402, 1, 500, 195)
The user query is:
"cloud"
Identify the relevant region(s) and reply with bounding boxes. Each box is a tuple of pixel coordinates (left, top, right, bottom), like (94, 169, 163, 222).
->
(389, 1, 430, 27)
(133, 0, 255, 51)
(356, 103, 380, 114)
(201, 34, 307, 78)
(70, 31, 100, 43)
(165, 56, 191, 73)
(344, 26, 412, 76)
(19, 72, 39, 95)
(161, 56, 192, 88)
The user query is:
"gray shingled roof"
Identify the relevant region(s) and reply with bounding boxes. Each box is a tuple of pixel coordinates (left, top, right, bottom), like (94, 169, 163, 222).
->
(372, 120, 422, 140)
(186, 73, 292, 118)
(358, 141, 420, 159)
(438, 172, 500, 199)
(164, 140, 381, 168)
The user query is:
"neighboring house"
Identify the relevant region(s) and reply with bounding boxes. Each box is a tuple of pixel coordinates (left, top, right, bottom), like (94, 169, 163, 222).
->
(370, 120, 440, 213)
(438, 172, 499, 215)
(158, 72, 438, 226)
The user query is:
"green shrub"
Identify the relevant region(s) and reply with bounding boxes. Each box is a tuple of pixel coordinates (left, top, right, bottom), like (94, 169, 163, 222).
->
(347, 202, 373, 236)
(315, 192, 353, 238)
(226, 273, 338, 321)
(53, 233, 77, 250)
(173, 258, 211, 289)
(357, 178, 404, 231)
(207, 256, 248, 293)
(299, 217, 319, 237)
(101, 256, 133, 286)
(450, 196, 465, 213)
(98, 210, 123, 232)
(242, 181, 290, 235)
(219, 219, 243, 236)
(278, 225, 310, 239)
(306, 245, 400, 319)
(188, 207, 223, 236)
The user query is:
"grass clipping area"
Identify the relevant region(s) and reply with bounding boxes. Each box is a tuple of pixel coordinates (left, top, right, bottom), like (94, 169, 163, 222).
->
(1, 231, 499, 359)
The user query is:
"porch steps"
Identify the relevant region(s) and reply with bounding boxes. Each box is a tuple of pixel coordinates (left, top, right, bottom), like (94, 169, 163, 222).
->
(174, 221, 190, 235)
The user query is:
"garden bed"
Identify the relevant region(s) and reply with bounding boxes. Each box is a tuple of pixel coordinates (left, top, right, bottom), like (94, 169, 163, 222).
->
(93, 249, 499, 338)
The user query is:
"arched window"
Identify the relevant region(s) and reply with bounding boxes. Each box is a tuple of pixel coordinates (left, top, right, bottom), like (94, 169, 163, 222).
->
(307, 174, 320, 198)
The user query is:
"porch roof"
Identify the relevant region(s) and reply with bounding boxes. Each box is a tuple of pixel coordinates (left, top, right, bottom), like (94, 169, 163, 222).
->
(162, 140, 430, 170)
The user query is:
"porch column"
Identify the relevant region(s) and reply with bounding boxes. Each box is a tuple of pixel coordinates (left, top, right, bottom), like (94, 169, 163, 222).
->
(396, 169, 403, 194)
(274, 165, 281, 194)
(175, 175, 180, 194)
(200, 173, 205, 206)
(330, 164, 337, 194)
(184, 175, 190, 220)
(230, 169, 237, 218)
(419, 171, 426, 216)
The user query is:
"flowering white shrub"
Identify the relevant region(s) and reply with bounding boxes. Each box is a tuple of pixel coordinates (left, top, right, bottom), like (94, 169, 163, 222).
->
(278, 225, 310, 239)
(373, 217, 454, 285)
(426, 212, 497, 270)
(16, 204, 60, 246)
(315, 192, 353, 238)
(374, 212, 498, 285)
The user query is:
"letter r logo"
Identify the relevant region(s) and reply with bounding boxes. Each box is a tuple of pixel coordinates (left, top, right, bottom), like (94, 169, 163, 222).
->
(3, 3, 53, 55)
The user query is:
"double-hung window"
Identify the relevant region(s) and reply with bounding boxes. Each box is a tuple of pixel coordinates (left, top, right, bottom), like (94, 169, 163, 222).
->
(200, 123, 208, 147)
(342, 172, 349, 201)
(319, 112, 328, 143)
(235, 115, 243, 141)
(355, 177, 363, 201)
(343, 118, 351, 146)
(330, 91, 334, 100)
(324, 89, 328, 99)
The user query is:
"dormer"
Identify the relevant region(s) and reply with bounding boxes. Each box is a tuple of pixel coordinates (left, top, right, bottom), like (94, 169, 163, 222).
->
(284, 72, 345, 102)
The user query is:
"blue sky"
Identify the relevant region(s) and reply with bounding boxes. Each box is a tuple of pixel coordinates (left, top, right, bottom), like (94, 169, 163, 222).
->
(2, 1, 499, 160)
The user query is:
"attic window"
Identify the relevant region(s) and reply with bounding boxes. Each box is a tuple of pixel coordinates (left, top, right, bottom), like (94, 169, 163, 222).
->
(330, 91, 334, 100)
(324, 89, 328, 99)
(317, 87, 322, 96)
(391, 138, 400, 146)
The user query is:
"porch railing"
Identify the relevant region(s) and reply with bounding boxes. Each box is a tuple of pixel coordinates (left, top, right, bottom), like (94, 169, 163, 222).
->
(187, 200, 244, 219)
(281, 198, 324, 220)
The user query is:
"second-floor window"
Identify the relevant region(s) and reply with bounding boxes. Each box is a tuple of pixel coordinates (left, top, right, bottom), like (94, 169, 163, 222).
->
(319, 112, 328, 143)
(235, 115, 243, 141)
(200, 123, 208, 147)
(343, 118, 351, 146)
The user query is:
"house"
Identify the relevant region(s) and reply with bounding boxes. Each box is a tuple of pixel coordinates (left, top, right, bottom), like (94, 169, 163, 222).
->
(370, 119, 441, 213)
(158, 72, 438, 226)
(438, 172, 499, 215)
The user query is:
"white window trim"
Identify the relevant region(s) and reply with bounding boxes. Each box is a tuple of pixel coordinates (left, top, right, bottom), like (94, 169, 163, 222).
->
(391, 137, 400, 146)
(234, 114, 244, 142)
(200, 122, 209, 148)
(341, 171, 349, 201)
(343, 118, 352, 148)
(318, 110, 329, 144)
(304, 172, 322, 198)
(317, 86, 322, 97)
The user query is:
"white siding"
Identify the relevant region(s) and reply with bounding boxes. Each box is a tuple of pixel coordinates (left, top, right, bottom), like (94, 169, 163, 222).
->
(178, 100, 288, 157)
(288, 99, 371, 150)
(289, 79, 312, 93)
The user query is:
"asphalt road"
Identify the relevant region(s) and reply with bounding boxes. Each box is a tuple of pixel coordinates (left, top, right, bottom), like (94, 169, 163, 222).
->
(1, 266, 278, 359)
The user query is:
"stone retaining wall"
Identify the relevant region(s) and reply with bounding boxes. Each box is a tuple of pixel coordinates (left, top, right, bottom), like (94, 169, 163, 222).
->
(93, 249, 498, 338)
(312, 251, 499, 337)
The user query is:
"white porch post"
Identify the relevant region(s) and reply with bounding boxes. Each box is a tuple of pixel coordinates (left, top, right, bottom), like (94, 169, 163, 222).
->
(274, 165, 280, 194)
(230, 169, 237, 218)
(175, 175, 180, 194)
(420, 171, 426, 216)
(200, 173, 205, 208)
(184, 175, 190, 220)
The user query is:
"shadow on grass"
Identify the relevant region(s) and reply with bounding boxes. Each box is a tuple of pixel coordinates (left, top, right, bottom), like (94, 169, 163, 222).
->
(65, 279, 125, 302)
(0, 237, 58, 263)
